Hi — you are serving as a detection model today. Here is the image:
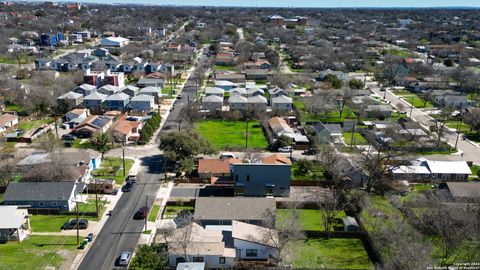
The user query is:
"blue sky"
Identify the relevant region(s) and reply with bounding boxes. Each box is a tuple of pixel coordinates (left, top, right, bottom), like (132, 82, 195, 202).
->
(53, 0, 480, 7)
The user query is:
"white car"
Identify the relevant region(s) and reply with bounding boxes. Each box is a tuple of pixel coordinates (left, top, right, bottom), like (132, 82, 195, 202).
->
(220, 152, 236, 159)
(118, 251, 131, 266)
(278, 146, 293, 152)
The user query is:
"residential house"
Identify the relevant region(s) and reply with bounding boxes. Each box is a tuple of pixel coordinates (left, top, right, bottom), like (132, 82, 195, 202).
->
(93, 48, 109, 58)
(215, 80, 236, 91)
(64, 108, 88, 122)
(73, 84, 97, 96)
(245, 69, 268, 81)
(230, 88, 247, 96)
(130, 95, 155, 113)
(194, 197, 276, 225)
(100, 37, 129, 47)
(121, 85, 140, 97)
(74, 30, 92, 40)
(228, 95, 248, 110)
(313, 122, 343, 143)
(366, 104, 393, 118)
(145, 62, 161, 74)
(439, 182, 480, 202)
(110, 120, 141, 142)
(83, 92, 107, 112)
(57, 91, 83, 110)
(390, 158, 472, 182)
(104, 93, 130, 111)
(215, 52, 235, 66)
(0, 113, 18, 134)
(231, 162, 291, 197)
(267, 117, 309, 149)
(0, 206, 30, 242)
(74, 115, 113, 137)
(268, 87, 287, 99)
(246, 88, 264, 98)
(247, 95, 268, 112)
(83, 70, 105, 87)
(34, 58, 52, 69)
(271, 95, 293, 112)
(430, 90, 473, 108)
(163, 222, 236, 268)
(215, 74, 245, 83)
(202, 95, 224, 112)
(104, 71, 125, 88)
(137, 78, 165, 88)
(3, 182, 85, 212)
(165, 43, 181, 52)
(198, 158, 241, 179)
(205, 87, 225, 98)
(232, 221, 278, 260)
(97, 84, 119, 96)
(139, 86, 162, 102)
(317, 69, 347, 81)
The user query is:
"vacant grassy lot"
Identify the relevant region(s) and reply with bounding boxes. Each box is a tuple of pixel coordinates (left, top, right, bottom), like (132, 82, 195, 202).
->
(276, 209, 346, 231)
(195, 120, 268, 150)
(29, 215, 73, 232)
(77, 198, 108, 218)
(163, 205, 193, 219)
(343, 132, 368, 145)
(92, 157, 134, 185)
(360, 196, 403, 231)
(0, 235, 78, 270)
(291, 162, 325, 181)
(292, 238, 373, 269)
(17, 118, 54, 133)
(213, 65, 236, 71)
(384, 49, 413, 58)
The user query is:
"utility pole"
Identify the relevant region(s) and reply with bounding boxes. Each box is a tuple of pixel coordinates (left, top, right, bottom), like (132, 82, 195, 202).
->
(122, 141, 126, 177)
(350, 122, 356, 147)
(76, 203, 79, 245)
(409, 104, 413, 117)
(245, 118, 249, 149)
(95, 179, 99, 218)
(455, 120, 463, 149)
(144, 196, 148, 232)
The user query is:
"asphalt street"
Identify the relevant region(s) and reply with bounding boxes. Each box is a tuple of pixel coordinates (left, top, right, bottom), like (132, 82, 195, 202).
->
(78, 155, 164, 270)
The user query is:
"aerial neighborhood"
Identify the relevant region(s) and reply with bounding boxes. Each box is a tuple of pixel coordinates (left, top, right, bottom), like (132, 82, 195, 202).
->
(1, 1, 480, 270)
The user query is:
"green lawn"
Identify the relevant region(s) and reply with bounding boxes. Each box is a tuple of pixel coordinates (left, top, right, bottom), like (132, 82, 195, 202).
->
(213, 65, 236, 71)
(402, 95, 434, 108)
(18, 118, 54, 133)
(0, 55, 36, 64)
(161, 86, 176, 95)
(77, 198, 108, 218)
(0, 235, 78, 270)
(5, 104, 25, 113)
(195, 120, 268, 150)
(292, 238, 373, 269)
(291, 162, 325, 181)
(276, 209, 346, 231)
(343, 132, 368, 145)
(92, 157, 134, 185)
(148, 204, 161, 222)
(361, 196, 403, 231)
(162, 205, 193, 219)
(29, 215, 73, 232)
(296, 103, 357, 123)
(384, 49, 413, 58)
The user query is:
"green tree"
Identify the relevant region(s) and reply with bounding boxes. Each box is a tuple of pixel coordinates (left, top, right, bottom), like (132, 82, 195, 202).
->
(323, 74, 343, 89)
(348, 79, 364, 89)
(89, 132, 112, 158)
(129, 244, 167, 270)
(160, 131, 215, 162)
(295, 159, 314, 176)
(274, 135, 293, 150)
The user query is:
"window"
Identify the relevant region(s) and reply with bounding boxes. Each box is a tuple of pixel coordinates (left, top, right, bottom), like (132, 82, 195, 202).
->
(193, 257, 204, 262)
(39, 202, 45, 207)
(176, 257, 185, 265)
(246, 249, 258, 257)
(236, 187, 244, 196)
(266, 187, 274, 196)
(235, 175, 238, 182)
(246, 175, 250, 182)
(219, 257, 226, 264)
(52, 202, 58, 207)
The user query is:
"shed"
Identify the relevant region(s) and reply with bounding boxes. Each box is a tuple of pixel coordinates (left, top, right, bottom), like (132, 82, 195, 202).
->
(342, 216, 359, 231)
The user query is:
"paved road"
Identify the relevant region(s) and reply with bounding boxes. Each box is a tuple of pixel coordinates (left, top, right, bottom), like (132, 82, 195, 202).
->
(78, 155, 165, 270)
(367, 80, 480, 164)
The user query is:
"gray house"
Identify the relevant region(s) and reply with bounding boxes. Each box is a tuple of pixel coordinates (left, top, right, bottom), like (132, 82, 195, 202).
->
(139, 86, 162, 103)
(57, 91, 83, 110)
(121, 85, 140, 97)
(202, 95, 223, 111)
(229, 95, 248, 110)
(97, 84, 119, 96)
(247, 95, 268, 112)
(130, 94, 155, 112)
(204, 87, 225, 98)
(271, 95, 293, 112)
(83, 92, 107, 112)
(137, 78, 165, 88)
(73, 84, 97, 96)
(194, 197, 276, 226)
(366, 104, 393, 118)
(3, 182, 85, 212)
(313, 122, 343, 143)
(104, 93, 130, 111)
(231, 163, 291, 197)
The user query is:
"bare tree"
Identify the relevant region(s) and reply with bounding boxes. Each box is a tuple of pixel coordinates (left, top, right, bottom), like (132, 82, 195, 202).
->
(318, 187, 342, 239)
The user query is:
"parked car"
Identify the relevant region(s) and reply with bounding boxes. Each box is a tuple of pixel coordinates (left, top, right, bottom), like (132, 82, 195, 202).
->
(62, 219, 89, 230)
(176, 94, 182, 99)
(220, 152, 236, 159)
(64, 141, 73, 148)
(62, 134, 76, 141)
(112, 187, 119, 195)
(278, 146, 293, 153)
(303, 148, 317, 155)
(117, 251, 132, 266)
(128, 174, 137, 183)
(122, 182, 132, 192)
(134, 207, 149, 220)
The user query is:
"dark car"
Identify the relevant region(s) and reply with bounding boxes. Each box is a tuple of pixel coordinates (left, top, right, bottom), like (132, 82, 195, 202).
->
(86, 233, 94, 242)
(62, 134, 76, 141)
(112, 187, 119, 195)
(122, 182, 132, 192)
(134, 207, 149, 220)
(62, 219, 89, 230)
(64, 141, 73, 148)
(303, 148, 317, 156)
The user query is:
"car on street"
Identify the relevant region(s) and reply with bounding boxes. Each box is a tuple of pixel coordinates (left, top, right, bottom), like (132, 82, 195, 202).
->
(134, 207, 149, 220)
(128, 174, 137, 183)
(86, 233, 94, 242)
(112, 187, 119, 195)
(117, 251, 132, 266)
(64, 141, 73, 148)
(122, 182, 132, 192)
(303, 148, 317, 155)
(62, 134, 76, 141)
(62, 219, 89, 230)
(219, 152, 236, 159)
(176, 94, 182, 99)
(278, 146, 293, 152)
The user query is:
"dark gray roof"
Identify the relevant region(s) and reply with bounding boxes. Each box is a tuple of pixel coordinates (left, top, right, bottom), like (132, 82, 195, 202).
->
(4, 182, 83, 201)
(314, 122, 342, 134)
(194, 197, 276, 221)
(446, 182, 480, 199)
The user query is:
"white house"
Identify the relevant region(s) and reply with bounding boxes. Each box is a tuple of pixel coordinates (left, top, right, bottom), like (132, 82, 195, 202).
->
(0, 206, 30, 242)
(130, 95, 155, 112)
(232, 221, 278, 260)
(0, 113, 19, 134)
(100, 37, 130, 47)
(202, 95, 224, 111)
(390, 158, 472, 182)
(205, 87, 225, 98)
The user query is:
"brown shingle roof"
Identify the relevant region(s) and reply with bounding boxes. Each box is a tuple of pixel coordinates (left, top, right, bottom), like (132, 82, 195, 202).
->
(262, 154, 291, 165)
(198, 158, 241, 174)
(111, 120, 140, 136)
(0, 113, 17, 127)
